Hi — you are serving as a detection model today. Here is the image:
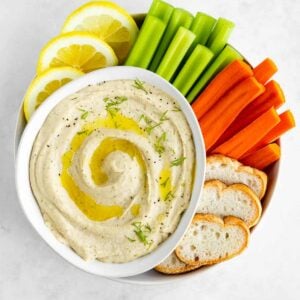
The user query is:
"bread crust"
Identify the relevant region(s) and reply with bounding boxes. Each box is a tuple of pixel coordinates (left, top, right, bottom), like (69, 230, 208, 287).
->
(200, 180, 262, 227)
(175, 214, 250, 266)
(155, 154, 266, 275)
(206, 155, 268, 199)
(154, 252, 201, 275)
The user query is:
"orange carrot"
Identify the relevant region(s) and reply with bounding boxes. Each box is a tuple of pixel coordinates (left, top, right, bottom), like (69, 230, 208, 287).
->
(214, 80, 285, 147)
(199, 76, 265, 151)
(241, 143, 281, 170)
(212, 107, 281, 159)
(192, 60, 253, 119)
(259, 110, 295, 144)
(245, 110, 295, 154)
(253, 58, 278, 84)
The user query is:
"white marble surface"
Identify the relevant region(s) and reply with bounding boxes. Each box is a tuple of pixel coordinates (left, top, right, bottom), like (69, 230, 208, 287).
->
(1, 0, 300, 299)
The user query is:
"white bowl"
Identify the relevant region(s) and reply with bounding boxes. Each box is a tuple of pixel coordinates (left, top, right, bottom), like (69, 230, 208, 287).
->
(14, 65, 280, 284)
(15, 66, 206, 278)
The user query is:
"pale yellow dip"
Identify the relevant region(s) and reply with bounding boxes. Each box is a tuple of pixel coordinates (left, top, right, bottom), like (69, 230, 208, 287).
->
(30, 79, 195, 262)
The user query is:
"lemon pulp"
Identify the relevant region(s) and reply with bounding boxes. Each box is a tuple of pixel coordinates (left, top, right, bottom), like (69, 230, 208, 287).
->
(36, 78, 72, 109)
(61, 2, 138, 63)
(49, 44, 107, 72)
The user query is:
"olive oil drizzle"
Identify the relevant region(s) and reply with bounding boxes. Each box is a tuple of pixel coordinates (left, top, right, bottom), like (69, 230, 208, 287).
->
(60, 112, 144, 221)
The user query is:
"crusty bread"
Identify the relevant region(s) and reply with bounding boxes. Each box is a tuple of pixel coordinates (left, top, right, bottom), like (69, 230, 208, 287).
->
(175, 214, 250, 266)
(155, 252, 200, 274)
(197, 180, 262, 228)
(206, 155, 268, 199)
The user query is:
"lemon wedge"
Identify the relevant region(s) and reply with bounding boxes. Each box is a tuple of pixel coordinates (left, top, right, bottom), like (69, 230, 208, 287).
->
(23, 67, 84, 120)
(36, 32, 118, 74)
(61, 1, 138, 63)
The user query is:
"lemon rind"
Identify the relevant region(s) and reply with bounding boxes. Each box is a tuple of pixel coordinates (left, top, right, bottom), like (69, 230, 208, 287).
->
(36, 32, 118, 74)
(24, 66, 84, 120)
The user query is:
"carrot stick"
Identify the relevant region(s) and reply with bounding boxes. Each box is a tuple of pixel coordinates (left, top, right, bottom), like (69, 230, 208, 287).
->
(259, 110, 295, 144)
(253, 58, 278, 84)
(212, 107, 281, 159)
(245, 110, 295, 154)
(214, 80, 285, 147)
(200, 76, 265, 151)
(241, 143, 281, 170)
(187, 45, 243, 102)
(192, 60, 253, 119)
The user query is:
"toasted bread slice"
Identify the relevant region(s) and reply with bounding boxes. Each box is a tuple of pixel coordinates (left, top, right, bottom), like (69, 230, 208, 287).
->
(206, 155, 268, 199)
(175, 214, 250, 266)
(155, 252, 200, 274)
(197, 180, 262, 227)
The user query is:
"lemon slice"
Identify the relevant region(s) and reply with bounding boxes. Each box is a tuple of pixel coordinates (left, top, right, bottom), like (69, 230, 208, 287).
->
(61, 1, 139, 63)
(24, 67, 84, 121)
(37, 32, 118, 74)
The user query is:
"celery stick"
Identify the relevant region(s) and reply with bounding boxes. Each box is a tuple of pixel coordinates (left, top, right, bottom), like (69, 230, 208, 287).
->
(125, 16, 166, 69)
(156, 27, 195, 81)
(186, 45, 243, 102)
(173, 45, 214, 96)
(148, 0, 174, 23)
(149, 8, 194, 72)
(206, 18, 235, 55)
(190, 12, 216, 46)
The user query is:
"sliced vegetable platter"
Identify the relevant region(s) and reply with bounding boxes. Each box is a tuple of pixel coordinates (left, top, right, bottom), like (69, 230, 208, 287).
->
(15, 0, 295, 283)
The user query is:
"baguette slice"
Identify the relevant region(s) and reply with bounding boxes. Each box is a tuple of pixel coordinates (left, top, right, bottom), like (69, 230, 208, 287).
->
(197, 180, 262, 227)
(155, 252, 200, 275)
(206, 155, 267, 199)
(176, 214, 250, 266)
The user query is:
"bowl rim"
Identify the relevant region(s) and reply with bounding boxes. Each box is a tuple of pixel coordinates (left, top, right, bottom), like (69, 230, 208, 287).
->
(15, 66, 206, 278)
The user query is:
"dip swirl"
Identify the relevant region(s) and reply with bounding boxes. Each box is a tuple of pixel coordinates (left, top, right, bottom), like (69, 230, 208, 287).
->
(30, 79, 195, 262)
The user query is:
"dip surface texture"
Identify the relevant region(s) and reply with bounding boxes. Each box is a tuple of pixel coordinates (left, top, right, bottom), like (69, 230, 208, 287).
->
(30, 79, 195, 262)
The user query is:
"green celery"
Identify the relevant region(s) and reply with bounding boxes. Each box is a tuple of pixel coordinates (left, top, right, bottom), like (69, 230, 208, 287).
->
(156, 27, 195, 81)
(206, 18, 235, 55)
(125, 16, 166, 69)
(149, 8, 194, 72)
(173, 45, 214, 96)
(148, 0, 174, 23)
(186, 45, 243, 102)
(189, 12, 216, 48)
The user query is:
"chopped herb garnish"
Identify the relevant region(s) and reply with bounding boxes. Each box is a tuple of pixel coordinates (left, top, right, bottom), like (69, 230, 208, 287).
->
(164, 190, 175, 201)
(154, 132, 167, 154)
(78, 108, 89, 120)
(144, 224, 152, 232)
(133, 78, 148, 94)
(106, 107, 118, 117)
(139, 114, 162, 135)
(138, 114, 144, 122)
(125, 235, 136, 242)
(104, 96, 128, 117)
(145, 122, 162, 135)
(104, 95, 128, 103)
(159, 111, 169, 121)
(77, 130, 89, 135)
(81, 111, 89, 120)
(113, 120, 120, 128)
(170, 156, 186, 167)
(131, 222, 152, 246)
(139, 114, 152, 124)
(160, 177, 169, 188)
(172, 105, 181, 112)
(140, 111, 169, 135)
